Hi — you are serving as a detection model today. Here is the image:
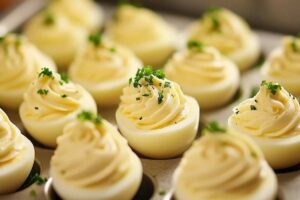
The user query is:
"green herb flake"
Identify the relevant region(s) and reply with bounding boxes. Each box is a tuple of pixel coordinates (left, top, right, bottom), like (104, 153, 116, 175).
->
(205, 121, 226, 133)
(30, 189, 37, 197)
(38, 67, 54, 79)
(34, 107, 39, 110)
(211, 16, 220, 31)
(261, 80, 282, 95)
(88, 33, 102, 46)
(139, 116, 143, 120)
(77, 111, 102, 124)
(158, 91, 164, 104)
(61, 94, 68, 98)
(187, 40, 205, 51)
(250, 105, 257, 110)
(291, 39, 299, 52)
(251, 151, 257, 158)
(59, 73, 69, 84)
(109, 47, 116, 52)
(0, 35, 5, 43)
(131, 66, 166, 88)
(44, 13, 55, 25)
(206, 7, 222, 14)
(37, 89, 49, 95)
(142, 93, 150, 97)
(159, 190, 166, 196)
(136, 97, 141, 101)
(249, 86, 259, 98)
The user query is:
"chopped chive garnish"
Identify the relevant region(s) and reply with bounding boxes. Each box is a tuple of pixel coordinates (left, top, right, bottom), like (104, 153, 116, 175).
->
(205, 121, 226, 133)
(44, 13, 55, 25)
(37, 89, 48, 95)
(187, 40, 205, 51)
(249, 86, 259, 98)
(261, 80, 281, 95)
(77, 111, 102, 124)
(38, 67, 53, 79)
(109, 47, 116, 52)
(250, 105, 257, 110)
(88, 33, 102, 46)
(158, 91, 164, 104)
(61, 94, 67, 98)
(59, 73, 69, 84)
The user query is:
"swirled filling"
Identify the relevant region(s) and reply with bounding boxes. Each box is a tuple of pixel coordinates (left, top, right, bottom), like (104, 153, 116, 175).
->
(175, 133, 263, 199)
(0, 34, 55, 92)
(108, 5, 172, 46)
(118, 67, 188, 130)
(51, 116, 132, 188)
(189, 8, 251, 54)
(0, 109, 23, 167)
(22, 68, 84, 120)
(230, 81, 300, 138)
(264, 36, 300, 78)
(166, 42, 230, 87)
(70, 33, 139, 84)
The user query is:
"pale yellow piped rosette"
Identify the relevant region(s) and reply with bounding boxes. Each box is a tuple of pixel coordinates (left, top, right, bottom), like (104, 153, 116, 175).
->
(173, 127, 277, 200)
(165, 42, 240, 109)
(48, 0, 103, 32)
(228, 81, 300, 169)
(24, 10, 88, 69)
(0, 109, 35, 194)
(261, 36, 300, 97)
(188, 8, 260, 71)
(19, 68, 97, 148)
(69, 35, 141, 107)
(106, 4, 176, 67)
(0, 34, 56, 109)
(50, 114, 142, 200)
(116, 67, 200, 158)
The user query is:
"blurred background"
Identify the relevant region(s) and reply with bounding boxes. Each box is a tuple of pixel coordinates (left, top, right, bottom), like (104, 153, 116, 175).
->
(0, 0, 299, 34)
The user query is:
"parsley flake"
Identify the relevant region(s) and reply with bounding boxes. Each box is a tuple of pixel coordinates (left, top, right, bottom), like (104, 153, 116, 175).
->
(59, 73, 69, 84)
(187, 40, 205, 51)
(261, 80, 282, 95)
(30, 189, 37, 197)
(205, 121, 226, 133)
(37, 89, 48, 95)
(44, 13, 55, 25)
(158, 91, 164, 104)
(249, 86, 259, 98)
(88, 33, 102, 46)
(250, 105, 257, 110)
(38, 67, 53, 79)
(61, 94, 68, 98)
(159, 190, 166, 196)
(109, 47, 116, 52)
(77, 111, 102, 124)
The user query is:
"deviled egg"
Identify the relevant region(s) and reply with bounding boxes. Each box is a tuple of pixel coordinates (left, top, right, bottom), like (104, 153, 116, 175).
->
(116, 66, 200, 158)
(24, 10, 87, 69)
(188, 7, 260, 71)
(19, 67, 97, 147)
(165, 41, 240, 109)
(228, 81, 300, 169)
(0, 33, 56, 109)
(50, 111, 142, 200)
(173, 123, 277, 200)
(261, 35, 300, 97)
(106, 4, 176, 67)
(0, 109, 35, 194)
(69, 33, 141, 107)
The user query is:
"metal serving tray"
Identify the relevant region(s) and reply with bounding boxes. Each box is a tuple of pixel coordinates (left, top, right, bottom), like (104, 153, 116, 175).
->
(0, 1, 298, 200)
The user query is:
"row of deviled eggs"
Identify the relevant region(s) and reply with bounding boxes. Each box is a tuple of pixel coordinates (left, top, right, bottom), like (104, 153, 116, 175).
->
(1, 66, 300, 200)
